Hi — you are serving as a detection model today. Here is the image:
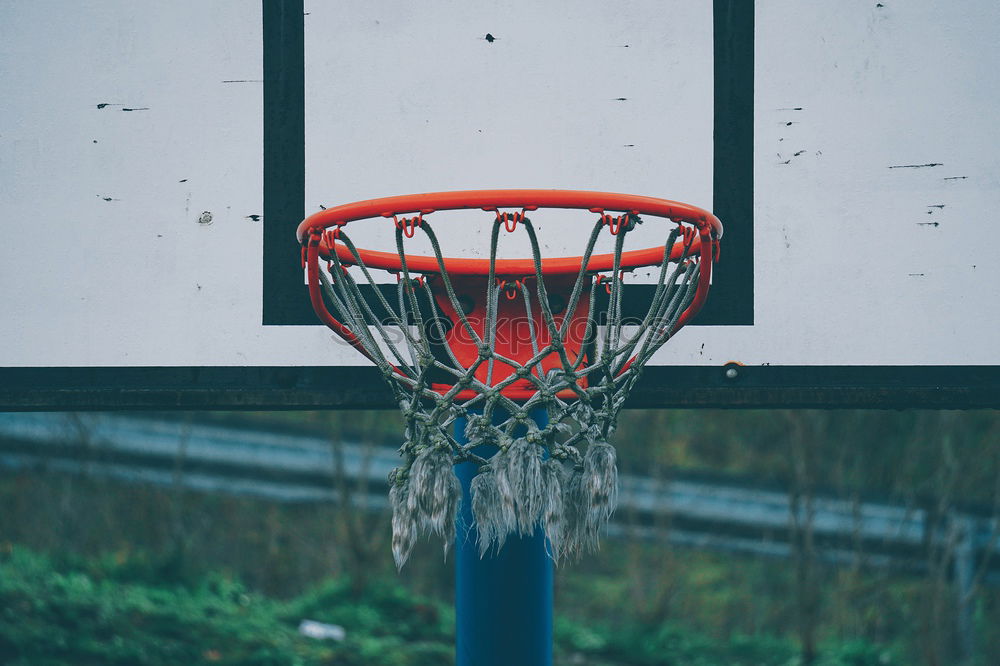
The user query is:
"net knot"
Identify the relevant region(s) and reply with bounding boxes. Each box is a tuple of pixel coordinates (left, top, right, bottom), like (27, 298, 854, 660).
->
(463, 414, 498, 447)
(388, 466, 403, 486)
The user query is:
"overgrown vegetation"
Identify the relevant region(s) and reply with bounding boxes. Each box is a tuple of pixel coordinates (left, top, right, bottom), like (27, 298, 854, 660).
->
(0, 544, 897, 666)
(1, 409, 998, 665)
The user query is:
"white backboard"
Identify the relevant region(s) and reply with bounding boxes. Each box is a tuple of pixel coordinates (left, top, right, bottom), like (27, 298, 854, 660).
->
(1, 0, 997, 408)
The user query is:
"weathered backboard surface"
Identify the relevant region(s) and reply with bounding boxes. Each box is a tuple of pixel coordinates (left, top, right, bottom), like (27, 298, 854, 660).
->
(1, 0, 998, 409)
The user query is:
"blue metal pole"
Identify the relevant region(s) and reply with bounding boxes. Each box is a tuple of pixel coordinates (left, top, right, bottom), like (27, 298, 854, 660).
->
(454, 409, 553, 666)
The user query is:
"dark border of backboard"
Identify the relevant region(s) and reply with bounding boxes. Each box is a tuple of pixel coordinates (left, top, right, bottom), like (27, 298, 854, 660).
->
(0, 366, 997, 410)
(262, 0, 307, 325)
(261, 0, 755, 327)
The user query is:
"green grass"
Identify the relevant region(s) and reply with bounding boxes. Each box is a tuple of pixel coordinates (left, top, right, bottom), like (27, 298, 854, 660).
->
(0, 545, 900, 666)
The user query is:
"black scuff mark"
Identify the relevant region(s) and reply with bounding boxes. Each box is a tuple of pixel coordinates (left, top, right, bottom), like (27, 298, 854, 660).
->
(793, 150, 805, 156)
(943, 176, 967, 180)
(614, 97, 628, 101)
(778, 159, 791, 165)
(179, 179, 188, 183)
(876, 3, 885, 7)
(246, 214, 261, 222)
(699, 343, 705, 356)
(318, 204, 327, 210)
(96, 103, 121, 109)
(908, 273, 925, 277)
(927, 204, 945, 209)
(483, 33, 497, 43)
(783, 121, 797, 126)
(97, 195, 120, 202)
(888, 163, 942, 169)
(917, 222, 940, 227)
(776, 107, 803, 111)
(624, 144, 635, 148)
(122, 107, 150, 112)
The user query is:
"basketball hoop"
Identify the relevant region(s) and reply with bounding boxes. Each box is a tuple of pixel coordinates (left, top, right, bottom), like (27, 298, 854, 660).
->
(297, 189, 722, 566)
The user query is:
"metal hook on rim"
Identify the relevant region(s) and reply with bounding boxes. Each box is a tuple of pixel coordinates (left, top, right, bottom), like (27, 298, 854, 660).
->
(602, 213, 622, 235)
(302, 228, 324, 269)
(595, 274, 610, 295)
(394, 272, 424, 289)
(498, 278, 522, 300)
(496, 210, 524, 233)
(595, 272, 626, 295)
(601, 212, 639, 235)
(679, 224, 698, 252)
(323, 227, 342, 245)
(393, 214, 423, 238)
(326, 261, 349, 281)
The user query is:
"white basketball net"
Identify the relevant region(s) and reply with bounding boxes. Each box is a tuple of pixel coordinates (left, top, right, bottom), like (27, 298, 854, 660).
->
(313, 210, 709, 567)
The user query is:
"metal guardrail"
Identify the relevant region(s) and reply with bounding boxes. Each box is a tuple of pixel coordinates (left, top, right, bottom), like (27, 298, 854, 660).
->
(1, 412, 997, 584)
